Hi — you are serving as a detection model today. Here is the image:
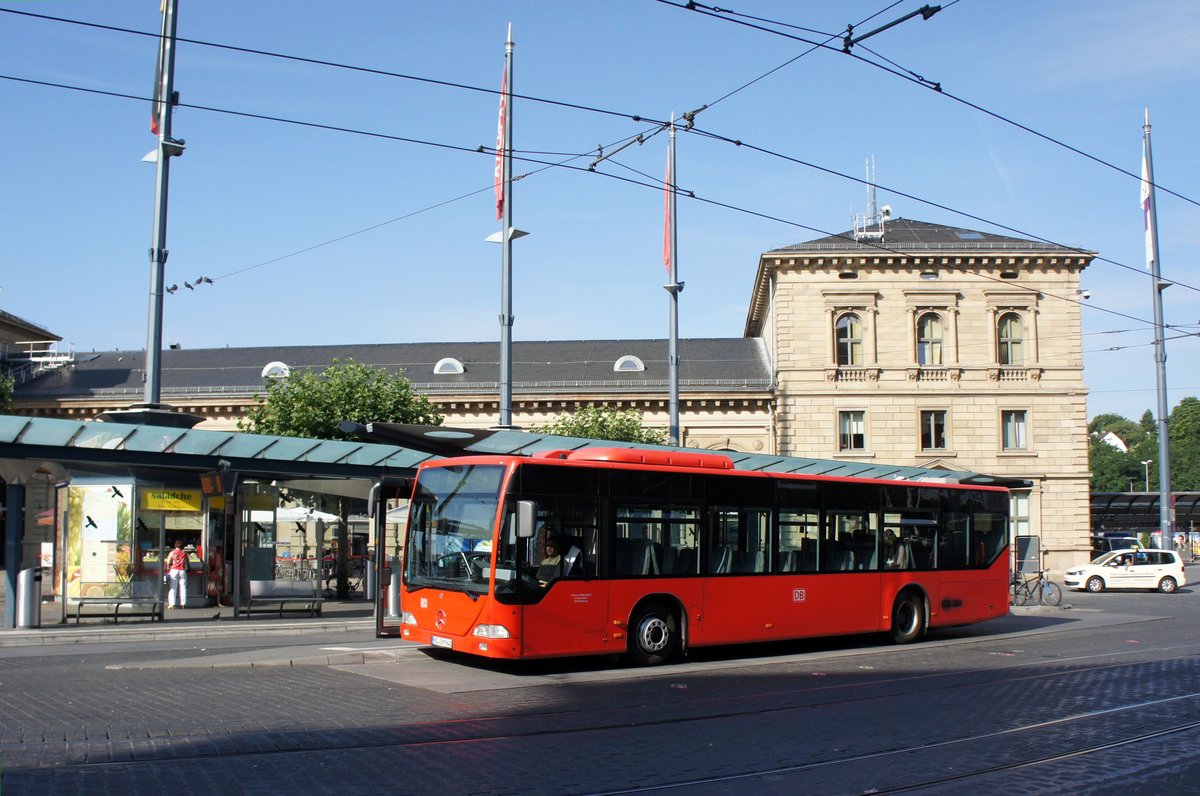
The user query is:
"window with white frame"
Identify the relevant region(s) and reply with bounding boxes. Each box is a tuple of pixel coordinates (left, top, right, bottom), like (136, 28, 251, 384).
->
(613, 355, 645, 372)
(835, 313, 863, 366)
(997, 312, 1024, 365)
(1001, 409, 1027, 450)
(920, 410, 947, 450)
(916, 312, 944, 365)
(1010, 491, 1031, 538)
(433, 357, 465, 375)
(838, 410, 866, 451)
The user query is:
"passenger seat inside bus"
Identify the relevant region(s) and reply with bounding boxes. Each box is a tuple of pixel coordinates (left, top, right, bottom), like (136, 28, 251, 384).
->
(831, 536, 855, 571)
(616, 537, 661, 576)
(663, 545, 697, 575)
(779, 549, 800, 572)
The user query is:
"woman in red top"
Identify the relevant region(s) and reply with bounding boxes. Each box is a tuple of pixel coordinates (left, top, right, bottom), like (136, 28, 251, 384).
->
(166, 539, 188, 609)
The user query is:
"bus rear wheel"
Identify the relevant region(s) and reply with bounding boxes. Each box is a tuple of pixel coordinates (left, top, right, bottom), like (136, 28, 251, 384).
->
(629, 603, 677, 666)
(891, 591, 926, 644)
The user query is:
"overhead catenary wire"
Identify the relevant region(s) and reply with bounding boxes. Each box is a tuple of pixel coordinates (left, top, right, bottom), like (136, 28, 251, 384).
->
(7, 4, 1193, 212)
(3, 6, 1192, 292)
(655, 0, 1200, 210)
(0, 71, 1164, 330)
(678, 122, 1200, 296)
(0, 7, 667, 127)
(1, 9, 1190, 320)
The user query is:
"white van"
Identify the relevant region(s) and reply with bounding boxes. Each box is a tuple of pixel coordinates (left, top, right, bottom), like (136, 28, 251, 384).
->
(1065, 549, 1187, 594)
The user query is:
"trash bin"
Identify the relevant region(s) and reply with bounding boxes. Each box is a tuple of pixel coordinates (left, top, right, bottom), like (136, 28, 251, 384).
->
(387, 570, 401, 619)
(16, 567, 42, 628)
(364, 552, 376, 600)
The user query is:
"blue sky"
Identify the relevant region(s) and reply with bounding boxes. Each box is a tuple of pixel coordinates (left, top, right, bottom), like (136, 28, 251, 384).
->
(2, 1, 1198, 422)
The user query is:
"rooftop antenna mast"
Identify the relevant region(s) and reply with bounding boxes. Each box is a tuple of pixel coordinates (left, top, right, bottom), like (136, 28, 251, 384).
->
(852, 157, 888, 242)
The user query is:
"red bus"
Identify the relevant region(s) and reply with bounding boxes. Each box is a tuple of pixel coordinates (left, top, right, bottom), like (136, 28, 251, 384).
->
(398, 447, 1011, 665)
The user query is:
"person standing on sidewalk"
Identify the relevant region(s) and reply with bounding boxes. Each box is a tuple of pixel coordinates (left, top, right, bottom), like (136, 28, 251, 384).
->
(166, 539, 188, 609)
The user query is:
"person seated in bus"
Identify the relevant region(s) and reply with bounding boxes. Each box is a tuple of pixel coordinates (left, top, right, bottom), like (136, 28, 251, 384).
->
(537, 534, 572, 584)
(883, 530, 907, 569)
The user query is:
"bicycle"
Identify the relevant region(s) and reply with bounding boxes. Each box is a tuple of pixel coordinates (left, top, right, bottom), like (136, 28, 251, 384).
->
(1010, 569, 1062, 607)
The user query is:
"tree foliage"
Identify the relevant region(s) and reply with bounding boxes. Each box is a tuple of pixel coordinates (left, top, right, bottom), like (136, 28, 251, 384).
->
(533, 404, 668, 445)
(1089, 401, 1200, 492)
(0, 374, 13, 414)
(238, 359, 442, 439)
(1167, 398, 1200, 493)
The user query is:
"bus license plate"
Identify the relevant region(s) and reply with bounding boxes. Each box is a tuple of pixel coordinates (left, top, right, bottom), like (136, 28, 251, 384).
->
(431, 635, 453, 649)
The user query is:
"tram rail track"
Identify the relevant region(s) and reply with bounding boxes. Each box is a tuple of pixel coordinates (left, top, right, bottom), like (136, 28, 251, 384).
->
(584, 692, 1200, 794)
(5, 641, 1200, 792)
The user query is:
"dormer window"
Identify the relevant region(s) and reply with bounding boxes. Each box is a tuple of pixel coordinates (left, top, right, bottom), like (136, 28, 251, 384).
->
(614, 355, 645, 373)
(433, 357, 465, 375)
(261, 361, 291, 380)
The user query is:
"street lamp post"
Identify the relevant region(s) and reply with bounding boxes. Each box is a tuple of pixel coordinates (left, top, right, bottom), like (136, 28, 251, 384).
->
(1142, 459, 1153, 492)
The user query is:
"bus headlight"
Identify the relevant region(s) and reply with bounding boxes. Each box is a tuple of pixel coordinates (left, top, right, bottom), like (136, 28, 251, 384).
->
(400, 611, 418, 625)
(472, 624, 512, 639)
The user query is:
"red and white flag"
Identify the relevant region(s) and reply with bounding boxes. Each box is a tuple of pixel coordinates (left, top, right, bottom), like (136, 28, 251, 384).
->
(150, 16, 167, 134)
(1140, 143, 1154, 269)
(662, 147, 672, 275)
(494, 68, 507, 221)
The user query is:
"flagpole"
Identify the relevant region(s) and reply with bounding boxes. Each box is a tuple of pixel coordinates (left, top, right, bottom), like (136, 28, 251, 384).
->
(1143, 110, 1174, 547)
(144, 0, 180, 408)
(498, 24, 515, 428)
(665, 116, 682, 445)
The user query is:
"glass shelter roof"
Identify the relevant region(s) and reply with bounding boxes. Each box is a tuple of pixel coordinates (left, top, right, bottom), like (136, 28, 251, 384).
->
(0, 415, 1026, 488)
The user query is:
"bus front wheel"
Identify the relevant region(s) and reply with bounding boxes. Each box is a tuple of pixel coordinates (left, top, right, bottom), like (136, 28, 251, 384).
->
(629, 603, 677, 666)
(891, 591, 926, 644)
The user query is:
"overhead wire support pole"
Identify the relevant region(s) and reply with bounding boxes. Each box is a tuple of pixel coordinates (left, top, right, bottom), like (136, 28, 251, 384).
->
(498, 25, 515, 428)
(666, 115, 682, 446)
(843, 5, 940, 52)
(143, 0, 183, 407)
(1142, 110, 1174, 548)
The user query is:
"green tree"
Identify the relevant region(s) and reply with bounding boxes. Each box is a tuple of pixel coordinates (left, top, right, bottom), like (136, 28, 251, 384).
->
(1140, 409, 1157, 436)
(1168, 397, 1200, 491)
(239, 359, 441, 440)
(239, 359, 442, 596)
(1087, 410, 1155, 491)
(1088, 435, 1141, 491)
(0, 374, 13, 414)
(533, 404, 668, 445)
(1087, 413, 1144, 448)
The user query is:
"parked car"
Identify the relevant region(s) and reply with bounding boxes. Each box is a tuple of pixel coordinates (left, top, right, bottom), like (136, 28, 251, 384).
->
(1064, 548, 1187, 593)
(1090, 535, 1140, 558)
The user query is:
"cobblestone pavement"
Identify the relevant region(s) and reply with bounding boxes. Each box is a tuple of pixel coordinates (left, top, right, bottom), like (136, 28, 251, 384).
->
(2, 591, 1199, 794)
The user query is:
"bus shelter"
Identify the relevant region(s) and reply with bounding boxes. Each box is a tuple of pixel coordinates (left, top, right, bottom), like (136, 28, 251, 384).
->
(0, 414, 433, 629)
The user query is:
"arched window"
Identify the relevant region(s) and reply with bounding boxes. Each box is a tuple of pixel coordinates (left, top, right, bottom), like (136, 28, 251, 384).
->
(916, 312, 943, 366)
(997, 312, 1024, 365)
(835, 313, 863, 366)
(433, 357, 465, 375)
(613, 355, 645, 372)
(261, 361, 290, 380)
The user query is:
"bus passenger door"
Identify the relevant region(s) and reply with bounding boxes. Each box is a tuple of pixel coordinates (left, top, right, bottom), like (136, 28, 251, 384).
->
(697, 507, 778, 646)
(519, 535, 610, 657)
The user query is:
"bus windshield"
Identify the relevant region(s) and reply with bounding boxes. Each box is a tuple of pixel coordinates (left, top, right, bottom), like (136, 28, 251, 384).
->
(403, 464, 505, 596)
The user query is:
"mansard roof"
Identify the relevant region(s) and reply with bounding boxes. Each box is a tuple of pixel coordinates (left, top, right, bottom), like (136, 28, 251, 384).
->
(14, 337, 772, 403)
(766, 218, 1092, 255)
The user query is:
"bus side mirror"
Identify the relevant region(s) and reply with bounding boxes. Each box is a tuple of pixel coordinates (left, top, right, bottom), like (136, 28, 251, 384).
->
(517, 500, 537, 539)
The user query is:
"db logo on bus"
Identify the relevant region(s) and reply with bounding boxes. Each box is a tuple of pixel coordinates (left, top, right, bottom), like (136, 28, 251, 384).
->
(792, 588, 806, 603)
